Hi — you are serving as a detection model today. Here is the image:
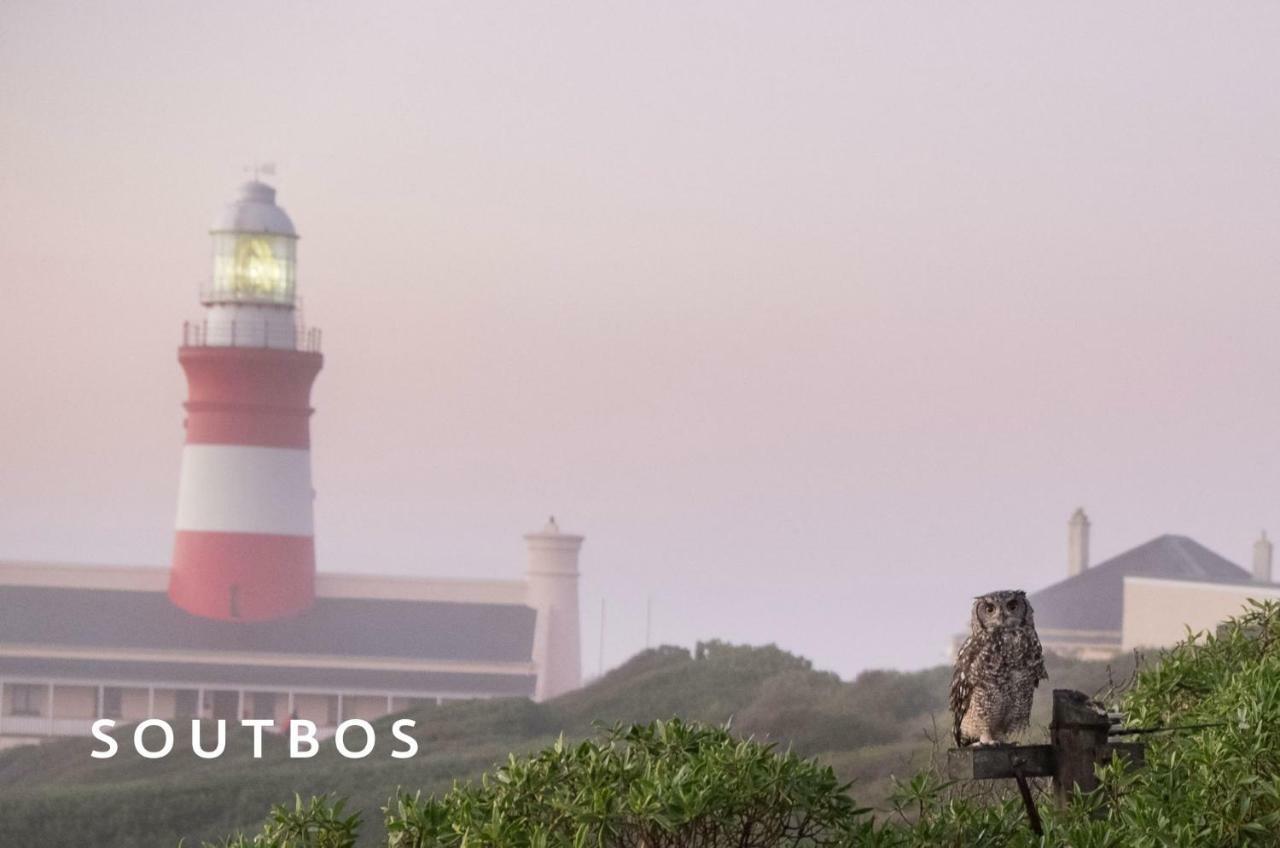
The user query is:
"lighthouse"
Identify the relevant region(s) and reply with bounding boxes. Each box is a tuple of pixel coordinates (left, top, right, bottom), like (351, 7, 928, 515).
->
(0, 178, 595, 747)
(168, 180, 323, 622)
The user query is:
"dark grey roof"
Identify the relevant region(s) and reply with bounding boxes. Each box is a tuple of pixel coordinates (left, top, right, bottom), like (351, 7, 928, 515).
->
(1030, 535, 1253, 634)
(0, 655, 535, 697)
(0, 585, 535, 664)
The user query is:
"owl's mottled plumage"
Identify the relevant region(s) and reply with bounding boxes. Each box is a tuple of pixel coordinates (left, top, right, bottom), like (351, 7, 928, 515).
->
(949, 589, 1048, 746)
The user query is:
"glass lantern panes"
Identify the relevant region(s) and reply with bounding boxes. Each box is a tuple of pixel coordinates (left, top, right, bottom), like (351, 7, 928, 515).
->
(208, 232, 297, 304)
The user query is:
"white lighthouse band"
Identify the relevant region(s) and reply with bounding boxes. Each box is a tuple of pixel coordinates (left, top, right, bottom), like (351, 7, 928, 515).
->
(175, 445, 314, 537)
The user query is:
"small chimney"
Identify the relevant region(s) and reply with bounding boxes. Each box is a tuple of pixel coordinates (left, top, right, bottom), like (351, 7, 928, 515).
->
(1067, 508, 1090, 577)
(1254, 531, 1273, 583)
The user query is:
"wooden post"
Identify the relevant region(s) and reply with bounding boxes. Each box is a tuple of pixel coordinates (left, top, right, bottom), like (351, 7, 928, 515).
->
(949, 688, 1146, 832)
(1051, 688, 1111, 808)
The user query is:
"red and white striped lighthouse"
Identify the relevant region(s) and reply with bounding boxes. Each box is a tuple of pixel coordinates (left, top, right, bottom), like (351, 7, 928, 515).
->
(168, 180, 323, 622)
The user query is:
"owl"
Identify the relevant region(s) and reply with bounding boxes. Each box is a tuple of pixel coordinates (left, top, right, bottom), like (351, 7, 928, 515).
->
(949, 589, 1048, 747)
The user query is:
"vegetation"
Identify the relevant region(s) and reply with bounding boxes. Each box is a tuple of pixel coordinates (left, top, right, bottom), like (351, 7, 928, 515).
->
(11, 602, 1280, 845)
(382, 720, 873, 848)
(191, 601, 1280, 846)
(877, 599, 1280, 847)
(0, 638, 1128, 847)
(198, 720, 876, 848)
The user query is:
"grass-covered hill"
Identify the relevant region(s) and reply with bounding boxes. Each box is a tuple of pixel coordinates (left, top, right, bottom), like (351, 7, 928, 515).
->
(0, 641, 1128, 847)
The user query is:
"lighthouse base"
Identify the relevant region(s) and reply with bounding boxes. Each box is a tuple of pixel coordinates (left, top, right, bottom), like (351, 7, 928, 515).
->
(169, 531, 315, 622)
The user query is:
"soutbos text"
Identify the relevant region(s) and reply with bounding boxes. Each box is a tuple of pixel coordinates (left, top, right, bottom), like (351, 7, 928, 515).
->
(89, 717, 419, 760)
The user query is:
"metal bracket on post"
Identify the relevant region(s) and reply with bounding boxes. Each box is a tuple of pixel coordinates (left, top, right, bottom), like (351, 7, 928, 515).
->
(1011, 761, 1043, 836)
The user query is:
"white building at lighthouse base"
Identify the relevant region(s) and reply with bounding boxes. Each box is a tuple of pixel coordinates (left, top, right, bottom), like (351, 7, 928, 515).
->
(0, 519, 583, 748)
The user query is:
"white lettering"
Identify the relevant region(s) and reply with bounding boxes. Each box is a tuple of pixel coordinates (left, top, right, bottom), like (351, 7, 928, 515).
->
(242, 719, 274, 758)
(86, 715, 422, 760)
(134, 719, 174, 759)
(290, 719, 319, 758)
(390, 719, 418, 759)
(192, 720, 226, 759)
(90, 719, 117, 759)
(334, 719, 375, 758)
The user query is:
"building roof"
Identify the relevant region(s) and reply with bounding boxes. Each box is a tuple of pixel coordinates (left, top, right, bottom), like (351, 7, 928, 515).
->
(0, 585, 535, 665)
(0, 655, 536, 697)
(1030, 534, 1254, 635)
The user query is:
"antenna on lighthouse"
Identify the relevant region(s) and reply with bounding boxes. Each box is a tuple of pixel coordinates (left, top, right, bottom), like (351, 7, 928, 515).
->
(244, 161, 277, 181)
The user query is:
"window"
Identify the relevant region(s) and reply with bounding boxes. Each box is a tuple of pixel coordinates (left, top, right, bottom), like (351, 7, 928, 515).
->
(174, 689, 198, 719)
(9, 684, 43, 716)
(102, 687, 122, 718)
(209, 232, 297, 305)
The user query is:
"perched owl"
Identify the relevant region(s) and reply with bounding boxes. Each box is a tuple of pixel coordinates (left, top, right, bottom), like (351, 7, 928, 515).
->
(949, 589, 1048, 746)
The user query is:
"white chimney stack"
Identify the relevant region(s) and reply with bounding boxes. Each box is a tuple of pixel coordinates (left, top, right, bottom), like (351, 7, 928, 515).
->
(1254, 531, 1273, 583)
(1068, 508, 1090, 578)
(525, 516, 584, 701)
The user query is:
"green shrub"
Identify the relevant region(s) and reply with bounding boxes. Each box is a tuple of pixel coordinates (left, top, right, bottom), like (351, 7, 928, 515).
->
(201, 601, 1280, 848)
(198, 719, 877, 847)
(884, 599, 1280, 847)
(200, 795, 360, 848)
(384, 718, 875, 847)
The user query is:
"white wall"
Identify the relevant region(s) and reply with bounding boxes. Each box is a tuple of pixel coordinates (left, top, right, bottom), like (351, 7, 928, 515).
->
(1121, 577, 1280, 651)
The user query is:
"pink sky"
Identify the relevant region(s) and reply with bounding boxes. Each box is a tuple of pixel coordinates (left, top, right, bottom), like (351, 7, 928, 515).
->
(2, 1, 1280, 675)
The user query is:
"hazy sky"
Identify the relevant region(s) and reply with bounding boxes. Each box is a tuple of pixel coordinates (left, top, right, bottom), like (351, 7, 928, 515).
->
(3, 2, 1280, 677)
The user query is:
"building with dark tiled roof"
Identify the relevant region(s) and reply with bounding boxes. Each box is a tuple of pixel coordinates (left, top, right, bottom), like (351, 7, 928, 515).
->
(0, 516, 583, 748)
(1028, 510, 1280, 659)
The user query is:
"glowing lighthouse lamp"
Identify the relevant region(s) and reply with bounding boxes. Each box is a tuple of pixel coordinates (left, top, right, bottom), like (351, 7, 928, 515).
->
(169, 181, 323, 621)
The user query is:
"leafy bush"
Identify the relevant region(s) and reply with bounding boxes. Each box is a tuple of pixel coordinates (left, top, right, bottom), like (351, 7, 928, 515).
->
(196, 602, 1280, 848)
(200, 796, 360, 848)
(198, 720, 876, 848)
(1, 636, 1134, 847)
(882, 599, 1280, 847)
(383, 719, 875, 848)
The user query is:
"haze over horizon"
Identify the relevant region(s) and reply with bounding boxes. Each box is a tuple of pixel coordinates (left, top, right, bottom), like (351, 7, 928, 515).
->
(3, 1, 1280, 677)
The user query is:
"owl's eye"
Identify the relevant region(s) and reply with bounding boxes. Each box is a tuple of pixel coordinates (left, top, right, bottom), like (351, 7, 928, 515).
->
(1006, 600, 1018, 611)
(984, 603, 995, 614)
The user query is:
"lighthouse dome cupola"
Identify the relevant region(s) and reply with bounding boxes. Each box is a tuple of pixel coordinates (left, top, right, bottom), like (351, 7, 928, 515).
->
(207, 180, 299, 306)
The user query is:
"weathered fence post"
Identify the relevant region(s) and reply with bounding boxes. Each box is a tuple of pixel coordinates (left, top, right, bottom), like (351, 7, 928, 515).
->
(1050, 689, 1111, 809)
(948, 688, 1146, 832)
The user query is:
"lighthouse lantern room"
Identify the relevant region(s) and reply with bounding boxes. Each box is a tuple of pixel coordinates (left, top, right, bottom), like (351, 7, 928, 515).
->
(168, 181, 323, 622)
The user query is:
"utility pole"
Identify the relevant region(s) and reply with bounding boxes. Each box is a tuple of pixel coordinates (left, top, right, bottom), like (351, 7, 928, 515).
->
(598, 598, 606, 677)
(645, 594, 653, 649)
